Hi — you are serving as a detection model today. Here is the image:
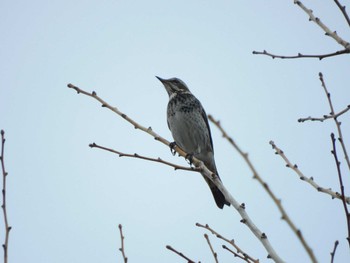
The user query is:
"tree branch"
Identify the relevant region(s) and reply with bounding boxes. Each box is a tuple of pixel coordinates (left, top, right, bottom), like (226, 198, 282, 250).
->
(68, 83, 285, 263)
(208, 115, 317, 263)
(222, 245, 253, 263)
(196, 223, 258, 263)
(118, 224, 128, 263)
(330, 240, 339, 263)
(270, 140, 350, 204)
(89, 143, 199, 173)
(298, 105, 350, 123)
(204, 234, 219, 263)
(67, 83, 171, 148)
(253, 0, 350, 60)
(0, 130, 11, 263)
(331, 133, 350, 247)
(317, 73, 350, 172)
(166, 245, 197, 263)
(294, 0, 350, 49)
(252, 49, 350, 60)
(334, 0, 350, 28)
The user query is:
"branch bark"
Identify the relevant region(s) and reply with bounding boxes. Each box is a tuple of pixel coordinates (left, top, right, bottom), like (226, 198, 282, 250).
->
(204, 234, 219, 263)
(252, 49, 350, 60)
(298, 105, 350, 123)
(196, 223, 258, 263)
(253, 1, 350, 60)
(334, 0, 350, 27)
(270, 141, 350, 204)
(294, 0, 350, 49)
(330, 240, 339, 263)
(0, 130, 11, 263)
(166, 245, 197, 263)
(317, 73, 350, 172)
(330, 133, 350, 247)
(208, 115, 317, 263)
(89, 143, 199, 173)
(118, 224, 128, 263)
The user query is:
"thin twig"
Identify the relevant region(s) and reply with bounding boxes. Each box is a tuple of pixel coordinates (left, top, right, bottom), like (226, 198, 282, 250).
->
(298, 105, 350, 122)
(1, 130, 11, 263)
(253, 0, 350, 60)
(208, 115, 317, 263)
(270, 141, 350, 204)
(204, 234, 219, 263)
(118, 224, 128, 263)
(318, 73, 350, 172)
(252, 49, 350, 60)
(67, 83, 171, 148)
(294, 0, 350, 49)
(331, 133, 350, 247)
(222, 245, 252, 263)
(196, 223, 258, 263)
(330, 240, 339, 263)
(68, 83, 285, 263)
(89, 143, 199, 173)
(334, 0, 350, 27)
(166, 245, 197, 263)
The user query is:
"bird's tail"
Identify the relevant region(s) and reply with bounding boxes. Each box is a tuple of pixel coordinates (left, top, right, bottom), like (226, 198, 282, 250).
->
(203, 176, 230, 209)
(198, 154, 230, 209)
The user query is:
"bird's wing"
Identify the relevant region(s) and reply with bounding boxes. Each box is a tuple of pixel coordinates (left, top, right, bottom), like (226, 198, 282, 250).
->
(200, 107, 214, 153)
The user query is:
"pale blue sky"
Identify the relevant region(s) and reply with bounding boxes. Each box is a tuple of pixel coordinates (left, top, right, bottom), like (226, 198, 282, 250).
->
(1, 0, 350, 262)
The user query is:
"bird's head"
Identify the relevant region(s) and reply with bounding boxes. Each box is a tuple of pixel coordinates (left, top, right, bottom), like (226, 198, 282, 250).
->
(156, 76, 190, 97)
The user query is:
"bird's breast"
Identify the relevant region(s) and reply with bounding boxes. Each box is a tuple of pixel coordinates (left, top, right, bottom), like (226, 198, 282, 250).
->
(167, 97, 210, 155)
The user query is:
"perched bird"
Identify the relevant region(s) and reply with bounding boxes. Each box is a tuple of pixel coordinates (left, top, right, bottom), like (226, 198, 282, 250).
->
(157, 76, 230, 209)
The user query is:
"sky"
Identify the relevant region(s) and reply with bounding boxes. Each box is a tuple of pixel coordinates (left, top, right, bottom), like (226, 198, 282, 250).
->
(1, 0, 350, 262)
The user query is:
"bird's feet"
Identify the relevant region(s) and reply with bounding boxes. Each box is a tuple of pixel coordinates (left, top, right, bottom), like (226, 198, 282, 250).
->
(185, 153, 194, 167)
(169, 142, 177, 156)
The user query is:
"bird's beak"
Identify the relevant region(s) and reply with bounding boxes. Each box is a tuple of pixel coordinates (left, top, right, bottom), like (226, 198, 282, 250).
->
(156, 76, 172, 96)
(156, 76, 165, 83)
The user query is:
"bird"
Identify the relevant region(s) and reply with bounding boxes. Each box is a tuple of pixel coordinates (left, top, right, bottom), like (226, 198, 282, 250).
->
(156, 76, 230, 209)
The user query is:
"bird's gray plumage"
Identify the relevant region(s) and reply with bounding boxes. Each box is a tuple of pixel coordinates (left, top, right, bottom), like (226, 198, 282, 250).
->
(157, 76, 230, 209)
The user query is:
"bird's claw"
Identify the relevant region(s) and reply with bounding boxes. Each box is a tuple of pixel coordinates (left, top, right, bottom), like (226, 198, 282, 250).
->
(185, 153, 194, 167)
(169, 142, 177, 156)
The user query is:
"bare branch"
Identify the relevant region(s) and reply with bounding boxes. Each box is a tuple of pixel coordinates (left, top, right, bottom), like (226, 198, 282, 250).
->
(252, 49, 350, 60)
(68, 84, 285, 263)
(1, 130, 11, 263)
(298, 105, 350, 122)
(207, 115, 247, 158)
(222, 245, 252, 263)
(331, 133, 350, 247)
(67, 83, 171, 148)
(270, 140, 350, 204)
(118, 224, 128, 263)
(330, 240, 339, 263)
(166, 245, 197, 263)
(208, 115, 317, 263)
(334, 0, 350, 28)
(294, 0, 350, 49)
(196, 223, 258, 263)
(318, 73, 350, 172)
(89, 143, 199, 173)
(253, 1, 350, 60)
(204, 234, 219, 263)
